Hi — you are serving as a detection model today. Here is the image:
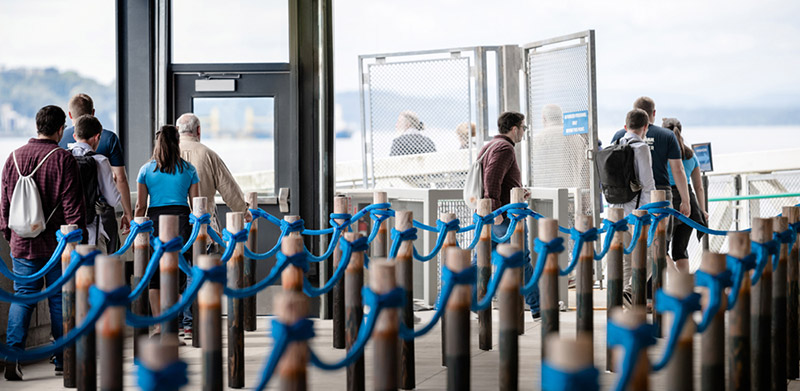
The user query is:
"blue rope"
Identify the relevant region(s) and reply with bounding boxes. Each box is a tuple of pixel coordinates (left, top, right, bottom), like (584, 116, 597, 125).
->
(224, 251, 308, 299)
(0, 229, 82, 283)
(367, 208, 394, 244)
(751, 240, 780, 285)
(0, 249, 100, 304)
(594, 218, 629, 260)
(695, 269, 733, 333)
(541, 362, 599, 391)
(646, 212, 671, 248)
(253, 318, 316, 391)
(135, 359, 189, 391)
(400, 266, 475, 340)
(462, 213, 494, 250)
(639, 201, 745, 236)
(248, 208, 284, 227)
(559, 228, 598, 276)
(128, 236, 182, 301)
(388, 227, 418, 259)
(472, 250, 527, 311)
(726, 253, 757, 308)
(520, 238, 564, 295)
(304, 218, 347, 262)
(774, 229, 796, 269)
(607, 320, 657, 391)
(303, 236, 367, 297)
(411, 220, 461, 262)
(182, 213, 211, 254)
(650, 290, 702, 371)
(112, 220, 153, 256)
(624, 214, 652, 254)
(220, 228, 249, 263)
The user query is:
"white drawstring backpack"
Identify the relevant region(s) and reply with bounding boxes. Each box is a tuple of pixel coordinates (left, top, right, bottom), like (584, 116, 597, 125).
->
(8, 148, 60, 238)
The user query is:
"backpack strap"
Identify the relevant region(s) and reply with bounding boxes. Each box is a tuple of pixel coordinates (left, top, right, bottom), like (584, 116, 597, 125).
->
(13, 147, 60, 178)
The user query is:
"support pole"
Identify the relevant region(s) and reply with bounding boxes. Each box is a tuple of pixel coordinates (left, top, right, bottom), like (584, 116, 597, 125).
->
(139, 338, 180, 391)
(664, 266, 695, 391)
(440, 212, 458, 365)
(332, 195, 349, 349)
(198, 254, 223, 391)
(544, 335, 594, 390)
(772, 216, 788, 391)
(700, 252, 726, 391)
(498, 243, 521, 391)
(61, 224, 78, 388)
(631, 210, 649, 309)
(276, 291, 309, 391)
(651, 189, 667, 337)
(540, 218, 559, 361)
(575, 214, 594, 363)
(281, 235, 305, 292)
(132, 216, 151, 358)
(344, 232, 365, 391)
(393, 210, 415, 389)
(373, 191, 389, 258)
(784, 206, 800, 380)
(192, 197, 208, 347)
(96, 255, 124, 391)
(227, 212, 245, 388)
(159, 215, 180, 351)
(477, 199, 493, 351)
(244, 192, 258, 332)
(510, 187, 526, 335)
(606, 207, 624, 372)
(445, 247, 471, 391)
(728, 232, 751, 391)
(751, 217, 772, 391)
(372, 260, 398, 391)
(611, 308, 649, 391)
(75, 244, 97, 391)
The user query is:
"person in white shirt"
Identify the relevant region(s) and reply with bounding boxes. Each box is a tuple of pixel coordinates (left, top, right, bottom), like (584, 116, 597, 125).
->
(70, 115, 121, 252)
(612, 108, 655, 307)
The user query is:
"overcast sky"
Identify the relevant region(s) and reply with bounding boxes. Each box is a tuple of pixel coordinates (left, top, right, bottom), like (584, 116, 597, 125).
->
(2, 0, 799, 110)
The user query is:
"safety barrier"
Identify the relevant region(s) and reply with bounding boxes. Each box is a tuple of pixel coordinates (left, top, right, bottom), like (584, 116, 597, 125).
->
(0, 189, 798, 391)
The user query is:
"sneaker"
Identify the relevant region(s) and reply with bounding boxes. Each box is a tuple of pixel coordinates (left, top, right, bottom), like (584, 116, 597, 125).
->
(55, 365, 63, 376)
(183, 327, 193, 340)
(4, 362, 23, 381)
(531, 311, 541, 321)
(178, 328, 185, 337)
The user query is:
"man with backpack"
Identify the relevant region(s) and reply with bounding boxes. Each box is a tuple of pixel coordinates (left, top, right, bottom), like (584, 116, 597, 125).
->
(69, 115, 121, 251)
(0, 105, 86, 380)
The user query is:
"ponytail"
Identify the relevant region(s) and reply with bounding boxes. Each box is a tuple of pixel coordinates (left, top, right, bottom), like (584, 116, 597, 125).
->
(152, 125, 187, 174)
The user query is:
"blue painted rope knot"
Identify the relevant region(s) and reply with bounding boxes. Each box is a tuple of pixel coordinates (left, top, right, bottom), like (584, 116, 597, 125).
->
(282, 219, 306, 233)
(541, 362, 599, 391)
(594, 218, 628, 260)
(56, 229, 84, 243)
(695, 269, 733, 333)
(329, 213, 353, 230)
(276, 251, 309, 273)
(751, 239, 780, 285)
(647, 212, 671, 248)
(726, 253, 757, 308)
(130, 218, 155, 233)
(203, 265, 228, 284)
(152, 236, 184, 254)
(651, 290, 702, 371)
(491, 249, 527, 269)
(560, 228, 598, 276)
(71, 249, 102, 268)
(135, 359, 189, 391)
(388, 227, 419, 259)
(521, 238, 565, 295)
(88, 285, 132, 308)
(607, 320, 657, 391)
(624, 213, 652, 254)
(507, 207, 543, 221)
(442, 264, 477, 286)
(223, 228, 249, 244)
(189, 213, 211, 226)
(253, 318, 317, 391)
(362, 286, 405, 309)
(469, 249, 525, 311)
(774, 228, 796, 267)
(249, 207, 284, 226)
(341, 236, 370, 268)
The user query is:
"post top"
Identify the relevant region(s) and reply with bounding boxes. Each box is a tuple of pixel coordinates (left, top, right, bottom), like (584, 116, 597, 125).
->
(538, 218, 558, 241)
(496, 243, 521, 257)
(726, 231, 751, 258)
(197, 254, 221, 270)
(445, 247, 470, 271)
(665, 265, 694, 296)
(281, 236, 304, 256)
(700, 251, 727, 274)
(546, 334, 593, 371)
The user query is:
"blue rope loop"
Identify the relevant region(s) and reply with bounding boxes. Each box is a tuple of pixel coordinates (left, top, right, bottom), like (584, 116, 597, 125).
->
(253, 318, 316, 391)
(560, 228, 598, 276)
(135, 359, 189, 391)
(646, 212, 671, 248)
(189, 212, 211, 226)
(541, 362, 600, 391)
(593, 218, 628, 261)
(607, 320, 657, 391)
(329, 213, 353, 229)
(441, 264, 477, 286)
(276, 251, 310, 273)
(470, 249, 526, 311)
(282, 219, 306, 234)
(651, 290, 702, 371)
(388, 227, 418, 259)
(520, 238, 564, 295)
(56, 228, 84, 244)
(0, 229, 84, 283)
(362, 286, 405, 309)
(152, 236, 184, 254)
(726, 253, 756, 308)
(220, 228, 249, 263)
(774, 229, 796, 267)
(751, 239, 780, 285)
(695, 269, 733, 333)
(340, 235, 370, 268)
(72, 249, 102, 268)
(249, 207, 284, 226)
(112, 219, 154, 256)
(400, 266, 474, 341)
(302, 236, 360, 297)
(624, 214, 652, 254)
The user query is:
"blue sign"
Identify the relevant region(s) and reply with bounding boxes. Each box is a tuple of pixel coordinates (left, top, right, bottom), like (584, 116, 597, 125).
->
(692, 143, 713, 172)
(563, 110, 589, 136)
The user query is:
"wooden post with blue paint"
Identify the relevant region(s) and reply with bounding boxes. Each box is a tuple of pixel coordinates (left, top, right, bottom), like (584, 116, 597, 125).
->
(440, 212, 458, 366)
(477, 199, 493, 351)
(751, 217, 772, 391)
(540, 218, 560, 361)
(606, 207, 624, 372)
(96, 255, 124, 391)
(332, 195, 349, 350)
(371, 260, 399, 391)
(198, 254, 223, 391)
(575, 214, 594, 363)
(728, 232, 751, 391)
(393, 210, 415, 389)
(772, 216, 788, 391)
(498, 243, 521, 391)
(510, 188, 526, 335)
(664, 266, 695, 391)
(344, 232, 365, 391)
(650, 189, 667, 337)
(60, 224, 78, 388)
(784, 206, 800, 380)
(192, 197, 208, 347)
(226, 212, 245, 388)
(244, 192, 258, 333)
(445, 247, 471, 391)
(631, 210, 649, 310)
(75, 244, 97, 391)
(132, 216, 151, 358)
(700, 251, 726, 391)
(276, 290, 309, 391)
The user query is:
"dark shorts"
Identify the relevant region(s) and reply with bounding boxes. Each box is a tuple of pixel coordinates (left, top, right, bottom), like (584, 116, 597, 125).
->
(147, 205, 193, 289)
(670, 186, 707, 260)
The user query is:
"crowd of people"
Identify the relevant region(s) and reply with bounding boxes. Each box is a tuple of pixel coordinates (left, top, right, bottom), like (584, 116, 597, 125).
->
(0, 94, 249, 381)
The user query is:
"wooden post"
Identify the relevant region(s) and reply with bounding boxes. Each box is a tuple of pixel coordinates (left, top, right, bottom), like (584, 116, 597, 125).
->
(372, 191, 389, 258)
(139, 337, 180, 391)
(285, 215, 303, 239)
(664, 266, 695, 391)
(575, 214, 594, 363)
(244, 192, 258, 332)
(784, 206, 800, 380)
(510, 187, 526, 335)
(728, 232, 751, 391)
(606, 207, 625, 372)
(227, 212, 245, 388)
(60, 224, 78, 388)
(751, 217, 772, 391)
(132, 216, 151, 358)
(445, 247, 471, 391)
(371, 260, 399, 391)
(344, 232, 365, 391)
(477, 199, 493, 351)
(159, 215, 180, 350)
(631, 210, 649, 309)
(700, 252, 726, 391)
(773, 216, 789, 391)
(276, 291, 309, 391)
(540, 218, 560, 361)
(650, 190, 667, 337)
(544, 335, 594, 390)
(332, 195, 349, 349)
(192, 197, 209, 348)
(198, 254, 223, 391)
(96, 255, 124, 391)
(440, 212, 458, 365)
(393, 210, 415, 389)
(498, 243, 521, 391)
(611, 308, 649, 391)
(75, 244, 97, 391)
(281, 236, 305, 292)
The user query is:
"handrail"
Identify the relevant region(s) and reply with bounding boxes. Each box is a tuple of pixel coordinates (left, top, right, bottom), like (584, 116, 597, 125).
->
(709, 192, 800, 203)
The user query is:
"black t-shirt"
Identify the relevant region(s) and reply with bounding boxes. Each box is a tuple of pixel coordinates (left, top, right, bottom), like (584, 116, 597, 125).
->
(611, 124, 681, 187)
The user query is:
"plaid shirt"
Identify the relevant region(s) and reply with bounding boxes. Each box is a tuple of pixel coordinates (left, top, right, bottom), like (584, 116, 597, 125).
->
(1, 138, 86, 259)
(479, 135, 521, 211)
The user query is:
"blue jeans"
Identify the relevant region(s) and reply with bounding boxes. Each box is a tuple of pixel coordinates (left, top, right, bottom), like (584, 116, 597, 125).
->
(472, 217, 540, 313)
(6, 256, 64, 366)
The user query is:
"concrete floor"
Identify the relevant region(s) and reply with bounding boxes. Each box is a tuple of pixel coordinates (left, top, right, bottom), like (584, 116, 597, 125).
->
(3, 289, 800, 390)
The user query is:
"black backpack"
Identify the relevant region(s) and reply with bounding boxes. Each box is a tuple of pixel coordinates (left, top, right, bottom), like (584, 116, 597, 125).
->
(595, 138, 643, 205)
(73, 151, 99, 224)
